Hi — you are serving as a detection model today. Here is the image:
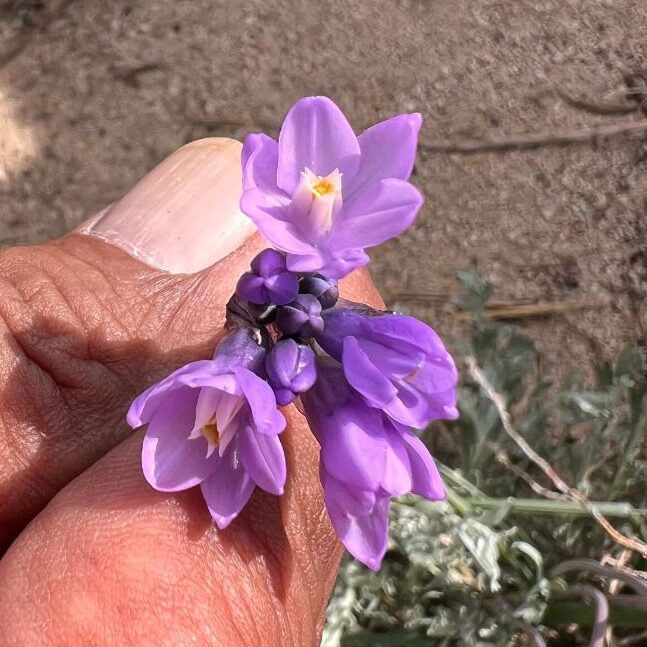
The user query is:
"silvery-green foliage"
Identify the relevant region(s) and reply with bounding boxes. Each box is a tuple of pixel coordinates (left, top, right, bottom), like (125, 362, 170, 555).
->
(323, 270, 647, 646)
(323, 496, 548, 646)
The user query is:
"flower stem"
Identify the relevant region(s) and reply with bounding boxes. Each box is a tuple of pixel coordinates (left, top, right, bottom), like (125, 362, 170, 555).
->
(460, 496, 644, 519)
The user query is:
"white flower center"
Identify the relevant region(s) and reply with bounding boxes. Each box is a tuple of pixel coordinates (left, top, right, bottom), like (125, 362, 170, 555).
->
(291, 168, 343, 235)
(201, 414, 239, 458)
(189, 391, 245, 459)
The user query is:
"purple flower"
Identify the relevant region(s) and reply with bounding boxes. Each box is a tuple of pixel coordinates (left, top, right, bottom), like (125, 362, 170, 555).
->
(275, 293, 324, 338)
(236, 248, 299, 305)
(266, 339, 317, 405)
(127, 331, 286, 529)
(302, 361, 446, 569)
(317, 308, 459, 429)
(240, 96, 423, 279)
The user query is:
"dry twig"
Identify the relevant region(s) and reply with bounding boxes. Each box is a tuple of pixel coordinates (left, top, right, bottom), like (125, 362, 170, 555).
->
(489, 443, 566, 501)
(557, 90, 638, 116)
(461, 300, 605, 322)
(466, 356, 647, 558)
(420, 118, 647, 155)
(393, 291, 604, 321)
(617, 630, 647, 646)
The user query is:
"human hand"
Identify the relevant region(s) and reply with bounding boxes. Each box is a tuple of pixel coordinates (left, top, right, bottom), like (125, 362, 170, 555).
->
(0, 138, 383, 646)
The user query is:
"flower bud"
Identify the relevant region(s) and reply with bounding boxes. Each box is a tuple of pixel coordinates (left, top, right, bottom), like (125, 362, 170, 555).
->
(266, 339, 317, 405)
(236, 248, 298, 306)
(275, 293, 324, 337)
(299, 274, 339, 309)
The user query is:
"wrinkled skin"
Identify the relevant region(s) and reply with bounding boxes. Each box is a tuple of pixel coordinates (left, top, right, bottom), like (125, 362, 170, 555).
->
(0, 218, 383, 643)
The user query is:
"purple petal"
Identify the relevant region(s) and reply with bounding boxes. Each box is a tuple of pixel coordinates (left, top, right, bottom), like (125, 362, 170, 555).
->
(127, 360, 215, 428)
(240, 189, 315, 254)
(263, 272, 299, 305)
(212, 328, 266, 375)
(250, 248, 287, 276)
(342, 336, 397, 407)
(190, 386, 222, 436)
(319, 405, 388, 491)
(320, 465, 377, 515)
(266, 339, 316, 393)
(275, 388, 295, 406)
(395, 380, 459, 426)
(317, 308, 365, 360)
(236, 368, 286, 435)
(401, 432, 446, 500)
(382, 431, 413, 496)
(301, 361, 354, 418)
(322, 471, 390, 571)
(365, 314, 449, 357)
(333, 179, 423, 248)
(176, 370, 239, 393)
(275, 293, 324, 337)
(289, 348, 317, 392)
(241, 133, 285, 202)
(237, 249, 298, 306)
(286, 247, 370, 280)
(142, 388, 219, 491)
(236, 272, 267, 304)
(299, 274, 339, 309)
(345, 113, 422, 196)
(128, 382, 159, 429)
(407, 356, 459, 399)
(237, 425, 286, 495)
(335, 498, 390, 571)
(200, 451, 256, 529)
(356, 338, 422, 378)
(284, 249, 325, 272)
(266, 338, 299, 386)
(277, 96, 360, 194)
(382, 380, 438, 428)
(275, 304, 309, 334)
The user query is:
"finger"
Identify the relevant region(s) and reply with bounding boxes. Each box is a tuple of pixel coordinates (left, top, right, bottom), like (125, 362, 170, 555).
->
(0, 138, 264, 547)
(78, 137, 256, 274)
(0, 269, 384, 647)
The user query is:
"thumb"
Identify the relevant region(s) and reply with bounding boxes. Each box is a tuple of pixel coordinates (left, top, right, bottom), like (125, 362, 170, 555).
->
(72, 136, 264, 373)
(79, 137, 256, 274)
(0, 138, 262, 544)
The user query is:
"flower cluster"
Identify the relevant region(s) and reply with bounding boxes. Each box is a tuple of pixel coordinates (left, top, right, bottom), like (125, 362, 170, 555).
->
(128, 96, 458, 570)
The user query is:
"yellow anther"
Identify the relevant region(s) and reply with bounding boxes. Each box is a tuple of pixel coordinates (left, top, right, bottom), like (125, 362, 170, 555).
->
(202, 421, 220, 446)
(311, 177, 335, 198)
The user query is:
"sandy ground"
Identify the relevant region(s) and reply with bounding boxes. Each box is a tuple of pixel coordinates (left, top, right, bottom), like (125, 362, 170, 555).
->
(2, 0, 647, 377)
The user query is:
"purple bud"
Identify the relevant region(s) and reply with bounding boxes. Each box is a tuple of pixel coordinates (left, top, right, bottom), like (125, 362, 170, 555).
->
(236, 248, 299, 306)
(212, 327, 266, 375)
(299, 274, 339, 309)
(266, 339, 317, 405)
(275, 294, 324, 337)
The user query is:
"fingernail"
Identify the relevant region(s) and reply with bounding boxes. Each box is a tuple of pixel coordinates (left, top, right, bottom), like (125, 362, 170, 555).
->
(79, 138, 256, 274)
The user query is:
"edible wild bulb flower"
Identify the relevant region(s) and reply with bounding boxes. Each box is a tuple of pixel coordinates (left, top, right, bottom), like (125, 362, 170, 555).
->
(127, 329, 287, 529)
(240, 96, 424, 279)
(128, 96, 459, 572)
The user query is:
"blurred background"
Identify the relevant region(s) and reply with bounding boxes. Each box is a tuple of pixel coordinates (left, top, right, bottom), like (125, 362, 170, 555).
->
(3, 1, 647, 645)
